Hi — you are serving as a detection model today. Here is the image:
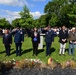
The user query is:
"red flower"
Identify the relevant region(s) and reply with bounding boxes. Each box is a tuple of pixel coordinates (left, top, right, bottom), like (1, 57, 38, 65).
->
(16, 61, 19, 65)
(32, 61, 34, 65)
(50, 58, 52, 62)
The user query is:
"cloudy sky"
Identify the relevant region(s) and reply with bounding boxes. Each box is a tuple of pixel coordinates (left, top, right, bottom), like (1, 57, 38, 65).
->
(0, 0, 51, 22)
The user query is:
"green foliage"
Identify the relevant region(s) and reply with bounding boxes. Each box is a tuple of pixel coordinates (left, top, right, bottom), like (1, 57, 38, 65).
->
(49, 13, 59, 26)
(32, 14, 52, 28)
(12, 18, 33, 28)
(12, 5, 34, 28)
(0, 18, 11, 28)
(32, 19, 39, 28)
(19, 5, 30, 19)
(12, 18, 20, 28)
(67, 4, 76, 26)
(44, 0, 76, 27)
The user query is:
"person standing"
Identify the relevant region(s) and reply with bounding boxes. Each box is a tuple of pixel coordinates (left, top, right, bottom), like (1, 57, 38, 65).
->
(20, 28, 24, 50)
(45, 25, 55, 56)
(59, 26, 68, 56)
(68, 27, 76, 55)
(31, 28, 40, 56)
(3, 29, 12, 56)
(13, 27, 24, 56)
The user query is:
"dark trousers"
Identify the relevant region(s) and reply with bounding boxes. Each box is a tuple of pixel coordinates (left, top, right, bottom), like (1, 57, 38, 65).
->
(46, 42, 52, 56)
(15, 43, 22, 56)
(4, 44, 10, 56)
(32, 42, 38, 56)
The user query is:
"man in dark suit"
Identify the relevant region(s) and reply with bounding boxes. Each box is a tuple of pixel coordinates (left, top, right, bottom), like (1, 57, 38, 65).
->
(45, 26, 55, 56)
(3, 29, 12, 56)
(59, 26, 68, 55)
(13, 27, 24, 56)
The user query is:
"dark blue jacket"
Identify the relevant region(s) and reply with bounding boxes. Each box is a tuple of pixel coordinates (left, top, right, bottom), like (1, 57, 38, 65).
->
(45, 30, 55, 43)
(14, 30, 23, 43)
(3, 33, 12, 45)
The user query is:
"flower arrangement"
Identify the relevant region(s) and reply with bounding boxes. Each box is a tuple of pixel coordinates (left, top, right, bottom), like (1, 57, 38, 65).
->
(1, 58, 76, 71)
(48, 58, 60, 69)
(62, 59, 76, 69)
(10, 59, 42, 69)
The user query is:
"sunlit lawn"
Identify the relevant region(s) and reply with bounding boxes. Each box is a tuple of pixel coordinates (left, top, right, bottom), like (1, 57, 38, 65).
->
(0, 36, 76, 63)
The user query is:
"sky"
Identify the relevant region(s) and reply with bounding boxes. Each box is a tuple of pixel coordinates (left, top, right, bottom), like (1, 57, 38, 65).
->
(0, 0, 51, 22)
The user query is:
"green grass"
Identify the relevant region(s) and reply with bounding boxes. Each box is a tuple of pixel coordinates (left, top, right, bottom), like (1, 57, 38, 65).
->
(0, 36, 76, 63)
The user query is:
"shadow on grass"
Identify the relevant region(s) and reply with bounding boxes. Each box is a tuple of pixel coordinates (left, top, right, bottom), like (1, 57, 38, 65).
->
(50, 47, 55, 55)
(0, 48, 14, 54)
(65, 48, 68, 52)
(10, 50, 16, 55)
(0, 51, 5, 54)
(38, 49, 44, 55)
(21, 48, 33, 55)
(10, 48, 33, 55)
(43, 45, 46, 48)
(10, 48, 14, 51)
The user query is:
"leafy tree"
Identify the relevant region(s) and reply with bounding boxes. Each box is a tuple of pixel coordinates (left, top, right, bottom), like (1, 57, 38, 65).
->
(67, 4, 76, 26)
(49, 13, 59, 27)
(19, 5, 30, 18)
(12, 5, 34, 28)
(12, 18, 20, 28)
(0, 18, 11, 28)
(44, 0, 76, 27)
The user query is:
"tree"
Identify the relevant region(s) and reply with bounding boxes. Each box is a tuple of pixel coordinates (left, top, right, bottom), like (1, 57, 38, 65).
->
(19, 5, 30, 18)
(39, 14, 51, 27)
(12, 18, 20, 28)
(0, 18, 11, 28)
(67, 4, 76, 26)
(12, 5, 34, 28)
(44, 0, 76, 27)
(49, 13, 59, 27)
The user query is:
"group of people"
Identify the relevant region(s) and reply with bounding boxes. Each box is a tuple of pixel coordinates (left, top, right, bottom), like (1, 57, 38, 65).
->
(44, 25, 76, 56)
(3, 27, 24, 56)
(2, 25, 76, 57)
(45, 26, 76, 56)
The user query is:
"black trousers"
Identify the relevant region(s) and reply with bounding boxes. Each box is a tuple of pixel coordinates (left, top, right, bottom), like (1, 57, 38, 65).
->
(32, 42, 38, 56)
(4, 44, 10, 56)
(15, 43, 22, 56)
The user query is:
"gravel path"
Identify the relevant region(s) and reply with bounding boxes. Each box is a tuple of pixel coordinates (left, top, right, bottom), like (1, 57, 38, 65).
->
(1, 67, 76, 75)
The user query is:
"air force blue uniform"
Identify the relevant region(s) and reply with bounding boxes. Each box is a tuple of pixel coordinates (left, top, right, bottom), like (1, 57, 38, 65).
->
(45, 30, 55, 56)
(14, 30, 24, 56)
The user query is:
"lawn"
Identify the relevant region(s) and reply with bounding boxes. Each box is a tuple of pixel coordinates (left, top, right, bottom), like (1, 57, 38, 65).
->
(0, 36, 76, 63)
